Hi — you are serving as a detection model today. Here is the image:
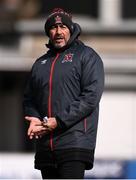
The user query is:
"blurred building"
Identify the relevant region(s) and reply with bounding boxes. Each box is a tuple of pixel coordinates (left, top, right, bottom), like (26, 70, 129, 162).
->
(0, 0, 136, 178)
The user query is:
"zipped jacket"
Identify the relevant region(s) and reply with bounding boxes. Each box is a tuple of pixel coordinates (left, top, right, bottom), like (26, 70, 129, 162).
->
(23, 23, 104, 152)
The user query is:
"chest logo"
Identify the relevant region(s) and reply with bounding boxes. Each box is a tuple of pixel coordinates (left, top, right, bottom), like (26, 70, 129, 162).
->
(41, 59, 47, 64)
(62, 53, 74, 63)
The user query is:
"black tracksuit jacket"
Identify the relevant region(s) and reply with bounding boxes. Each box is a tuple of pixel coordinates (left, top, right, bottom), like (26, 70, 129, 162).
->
(23, 23, 104, 169)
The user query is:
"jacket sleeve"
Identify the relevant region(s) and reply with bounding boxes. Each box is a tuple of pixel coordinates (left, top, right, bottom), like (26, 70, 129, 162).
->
(56, 48, 104, 129)
(23, 66, 41, 119)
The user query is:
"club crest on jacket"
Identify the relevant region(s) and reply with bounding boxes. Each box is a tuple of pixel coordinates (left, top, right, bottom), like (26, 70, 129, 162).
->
(62, 53, 74, 63)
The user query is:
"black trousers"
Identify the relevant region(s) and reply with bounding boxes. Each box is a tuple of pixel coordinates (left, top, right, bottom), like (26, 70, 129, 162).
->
(41, 161, 86, 179)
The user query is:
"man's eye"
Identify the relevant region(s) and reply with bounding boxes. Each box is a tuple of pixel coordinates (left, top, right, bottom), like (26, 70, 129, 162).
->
(60, 25, 66, 28)
(51, 26, 56, 29)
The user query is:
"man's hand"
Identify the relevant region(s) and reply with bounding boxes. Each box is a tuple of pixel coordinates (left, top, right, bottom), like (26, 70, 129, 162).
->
(25, 116, 45, 139)
(25, 116, 57, 139)
(44, 117, 57, 130)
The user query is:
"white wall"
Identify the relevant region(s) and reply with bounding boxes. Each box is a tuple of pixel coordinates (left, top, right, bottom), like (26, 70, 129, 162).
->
(96, 91, 136, 159)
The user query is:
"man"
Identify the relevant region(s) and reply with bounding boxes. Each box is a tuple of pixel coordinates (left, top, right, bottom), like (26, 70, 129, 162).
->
(23, 8, 104, 179)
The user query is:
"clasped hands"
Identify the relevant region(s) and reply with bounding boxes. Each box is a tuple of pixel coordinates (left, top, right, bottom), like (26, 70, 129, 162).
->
(25, 116, 57, 139)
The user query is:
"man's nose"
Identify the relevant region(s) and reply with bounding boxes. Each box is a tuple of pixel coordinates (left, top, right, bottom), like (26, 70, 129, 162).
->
(56, 26, 62, 34)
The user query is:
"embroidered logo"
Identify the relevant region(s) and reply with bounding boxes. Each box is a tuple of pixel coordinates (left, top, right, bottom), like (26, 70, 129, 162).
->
(55, 15, 62, 24)
(41, 59, 47, 64)
(62, 53, 74, 63)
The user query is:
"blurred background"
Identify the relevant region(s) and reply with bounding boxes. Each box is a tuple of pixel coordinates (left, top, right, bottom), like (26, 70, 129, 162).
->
(0, 0, 136, 178)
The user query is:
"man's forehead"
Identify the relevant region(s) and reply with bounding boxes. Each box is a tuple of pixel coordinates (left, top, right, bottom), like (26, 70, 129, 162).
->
(51, 23, 67, 28)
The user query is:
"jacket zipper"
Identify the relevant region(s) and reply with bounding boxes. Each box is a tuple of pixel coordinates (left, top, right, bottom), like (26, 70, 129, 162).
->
(48, 53, 60, 151)
(84, 118, 87, 132)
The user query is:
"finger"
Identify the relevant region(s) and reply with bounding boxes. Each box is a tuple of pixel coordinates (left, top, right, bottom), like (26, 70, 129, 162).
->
(25, 116, 33, 122)
(29, 133, 34, 139)
(35, 135, 39, 139)
(42, 122, 53, 131)
(36, 130, 48, 136)
(28, 127, 33, 136)
(41, 127, 47, 130)
(35, 123, 43, 126)
(29, 126, 46, 134)
(29, 135, 34, 139)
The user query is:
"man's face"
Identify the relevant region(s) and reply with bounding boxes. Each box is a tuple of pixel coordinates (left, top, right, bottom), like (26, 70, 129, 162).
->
(49, 23, 71, 49)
